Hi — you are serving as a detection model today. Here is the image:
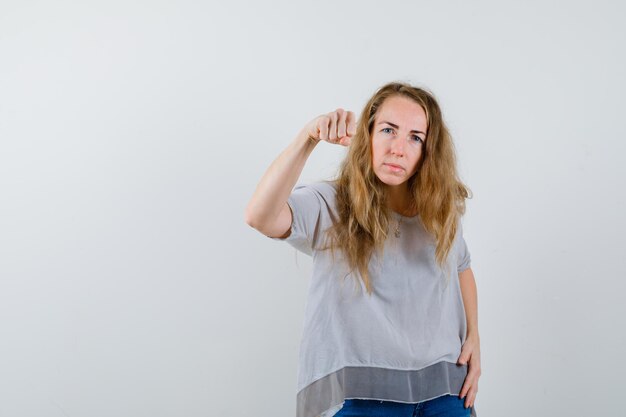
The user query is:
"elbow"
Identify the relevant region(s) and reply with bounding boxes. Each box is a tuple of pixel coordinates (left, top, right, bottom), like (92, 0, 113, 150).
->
(244, 205, 264, 230)
(244, 207, 257, 229)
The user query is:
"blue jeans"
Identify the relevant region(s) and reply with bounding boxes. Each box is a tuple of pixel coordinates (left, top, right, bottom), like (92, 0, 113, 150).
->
(333, 394, 471, 417)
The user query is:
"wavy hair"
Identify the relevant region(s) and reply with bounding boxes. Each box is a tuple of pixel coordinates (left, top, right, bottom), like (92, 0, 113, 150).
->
(320, 81, 472, 295)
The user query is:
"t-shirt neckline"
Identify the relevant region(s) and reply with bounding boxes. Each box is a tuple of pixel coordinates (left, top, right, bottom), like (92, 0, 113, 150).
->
(390, 210, 420, 222)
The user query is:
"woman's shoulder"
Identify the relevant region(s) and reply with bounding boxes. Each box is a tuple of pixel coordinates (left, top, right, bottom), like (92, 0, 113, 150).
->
(312, 179, 338, 193)
(290, 180, 339, 219)
(296, 179, 338, 200)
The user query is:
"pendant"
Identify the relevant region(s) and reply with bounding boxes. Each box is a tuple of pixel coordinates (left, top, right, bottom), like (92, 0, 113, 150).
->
(394, 220, 401, 238)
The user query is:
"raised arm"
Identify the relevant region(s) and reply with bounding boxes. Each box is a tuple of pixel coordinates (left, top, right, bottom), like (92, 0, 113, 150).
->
(244, 130, 320, 238)
(244, 109, 355, 238)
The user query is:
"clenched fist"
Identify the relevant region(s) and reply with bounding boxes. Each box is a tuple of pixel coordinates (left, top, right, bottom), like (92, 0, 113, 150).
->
(302, 108, 356, 147)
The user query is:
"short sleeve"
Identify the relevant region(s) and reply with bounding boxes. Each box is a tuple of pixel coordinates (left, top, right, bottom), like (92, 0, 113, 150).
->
(269, 183, 324, 256)
(456, 221, 472, 274)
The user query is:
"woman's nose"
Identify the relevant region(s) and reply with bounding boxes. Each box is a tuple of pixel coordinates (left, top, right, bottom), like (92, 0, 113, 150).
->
(390, 137, 405, 156)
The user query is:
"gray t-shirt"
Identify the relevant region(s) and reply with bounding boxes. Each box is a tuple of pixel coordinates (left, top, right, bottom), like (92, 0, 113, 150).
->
(271, 180, 476, 417)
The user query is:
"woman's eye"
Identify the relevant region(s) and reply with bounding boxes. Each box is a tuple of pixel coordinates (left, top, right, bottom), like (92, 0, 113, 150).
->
(381, 128, 422, 143)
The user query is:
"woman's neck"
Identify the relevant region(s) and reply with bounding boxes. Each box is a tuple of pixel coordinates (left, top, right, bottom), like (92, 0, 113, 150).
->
(386, 184, 417, 216)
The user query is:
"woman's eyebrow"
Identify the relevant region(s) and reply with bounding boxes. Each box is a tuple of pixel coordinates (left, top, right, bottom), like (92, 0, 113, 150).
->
(378, 121, 425, 136)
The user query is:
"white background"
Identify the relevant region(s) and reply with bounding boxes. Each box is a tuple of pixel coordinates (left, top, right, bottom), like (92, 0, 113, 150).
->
(1, 1, 625, 416)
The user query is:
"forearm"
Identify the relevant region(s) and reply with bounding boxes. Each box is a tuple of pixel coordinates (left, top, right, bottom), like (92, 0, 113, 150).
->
(459, 268, 479, 338)
(244, 129, 319, 228)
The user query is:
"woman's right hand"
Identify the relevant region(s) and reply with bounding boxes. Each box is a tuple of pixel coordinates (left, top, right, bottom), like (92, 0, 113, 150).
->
(302, 108, 356, 147)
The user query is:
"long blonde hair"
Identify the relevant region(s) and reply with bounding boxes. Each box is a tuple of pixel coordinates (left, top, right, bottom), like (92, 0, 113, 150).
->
(320, 81, 472, 295)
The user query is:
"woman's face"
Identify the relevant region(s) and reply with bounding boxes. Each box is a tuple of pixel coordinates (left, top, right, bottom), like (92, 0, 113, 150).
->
(370, 95, 428, 186)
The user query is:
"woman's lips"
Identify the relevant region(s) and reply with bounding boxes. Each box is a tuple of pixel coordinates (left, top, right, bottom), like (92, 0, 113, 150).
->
(384, 163, 404, 172)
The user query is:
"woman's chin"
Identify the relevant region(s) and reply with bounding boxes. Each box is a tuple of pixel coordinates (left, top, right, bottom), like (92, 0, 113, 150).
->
(375, 174, 406, 186)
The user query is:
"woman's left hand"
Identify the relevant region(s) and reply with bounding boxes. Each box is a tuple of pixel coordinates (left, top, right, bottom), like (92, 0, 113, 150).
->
(457, 333, 481, 409)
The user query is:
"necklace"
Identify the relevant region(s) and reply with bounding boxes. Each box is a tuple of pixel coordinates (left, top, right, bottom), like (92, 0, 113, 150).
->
(394, 216, 402, 238)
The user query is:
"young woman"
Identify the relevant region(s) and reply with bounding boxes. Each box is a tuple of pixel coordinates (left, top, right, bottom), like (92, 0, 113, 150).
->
(245, 81, 481, 417)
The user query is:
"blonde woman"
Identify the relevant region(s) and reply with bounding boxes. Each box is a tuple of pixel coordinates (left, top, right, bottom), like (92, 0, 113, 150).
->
(245, 81, 481, 417)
